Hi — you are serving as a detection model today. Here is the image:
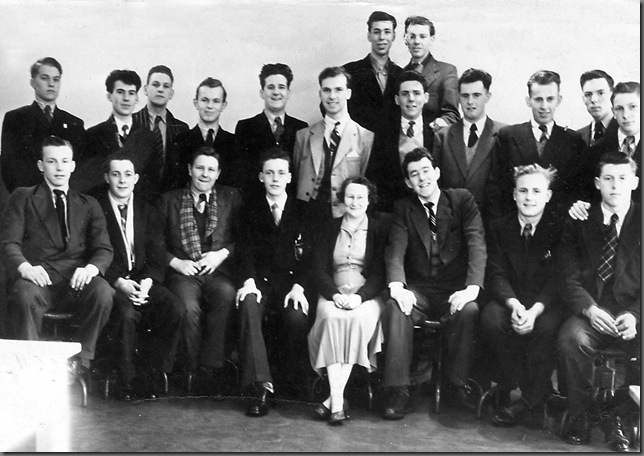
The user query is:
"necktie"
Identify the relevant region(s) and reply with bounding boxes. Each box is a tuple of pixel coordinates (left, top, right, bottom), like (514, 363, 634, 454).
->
(118, 204, 127, 232)
(537, 124, 548, 157)
(424, 202, 437, 240)
(44, 105, 53, 125)
(467, 123, 478, 148)
(206, 128, 214, 147)
(597, 213, 619, 282)
(270, 202, 282, 226)
(522, 223, 532, 240)
(120, 124, 129, 146)
(374, 65, 387, 93)
(197, 193, 208, 213)
(53, 189, 67, 244)
(273, 117, 284, 142)
(593, 121, 605, 144)
(406, 121, 415, 139)
(621, 136, 636, 157)
(328, 122, 341, 163)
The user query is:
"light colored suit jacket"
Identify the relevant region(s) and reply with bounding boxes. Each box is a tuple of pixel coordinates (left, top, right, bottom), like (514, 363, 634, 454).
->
(293, 118, 373, 218)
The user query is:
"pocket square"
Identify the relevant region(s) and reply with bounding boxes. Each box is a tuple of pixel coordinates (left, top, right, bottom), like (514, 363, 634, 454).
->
(346, 150, 360, 158)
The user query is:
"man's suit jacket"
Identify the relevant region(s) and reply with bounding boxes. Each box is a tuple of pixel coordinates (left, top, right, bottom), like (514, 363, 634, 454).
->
(487, 122, 586, 219)
(434, 117, 507, 215)
(156, 184, 242, 279)
(558, 203, 640, 322)
(576, 117, 618, 147)
(367, 116, 434, 212)
(97, 191, 166, 287)
(485, 210, 561, 310)
(172, 125, 241, 191)
(132, 107, 190, 191)
(0, 183, 113, 283)
(385, 188, 487, 291)
(343, 54, 403, 132)
(403, 53, 460, 126)
(1, 102, 85, 193)
(293, 118, 373, 218)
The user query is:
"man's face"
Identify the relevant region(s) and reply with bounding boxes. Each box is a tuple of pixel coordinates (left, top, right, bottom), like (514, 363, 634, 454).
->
(107, 81, 139, 117)
(526, 82, 561, 125)
(319, 75, 351, 117)
(144, 72, 174, 108)
(259, 158, 291, 197)
(595, 163, 639, 210)
(194, 86, 227, 124)
(104, 159, 139, 200)
(31, 64, 61, 103)
(396, 80, 428, 120)
(368, 20, 396, 57)
(405, 157, 440, 201)
(460, 81, 491, 123)
(37, 145, 75, 189)
(405, 24, 433, 61)
(581, 78, 612, 122)
(260, 74, 290, 114)
(188, 154, 220, 193)
(513, 173, 552, 219)
(612, 92, 640, 136)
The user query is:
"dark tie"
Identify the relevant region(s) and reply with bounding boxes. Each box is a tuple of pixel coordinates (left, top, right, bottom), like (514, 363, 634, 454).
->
(197, 193, 208, 213)
(522, 223, 532, 240)
(44, 105, 53, 125)
(153, 115, 163, 143)
(206, 128, 214, 147)
(467, 123, 478, 148)
(621, 136, 636, 157)
(120, 125, 129, 146)
(53, 189, 67, 244)
(118, 204, 127, 232)
(597, 214, 619, 282)
(406, 121, 415, 139)
(270, 202, 282, 226)
(537, 124, 548, 157)
(273, 117, 284, 142)
(328, 121, 341, 163)
(424, 202, 437, 240)
(593, 121, 605, 144)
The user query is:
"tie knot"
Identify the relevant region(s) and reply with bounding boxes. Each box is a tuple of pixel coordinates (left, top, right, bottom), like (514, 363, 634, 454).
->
(199, 193, 208, 203)
(424, 202, 434, 211)
(610, 213, 618, 225)
(53, 189, 65, 197)
(274, 117, 283, 126)
(408, 120, 415, 127)
(44, 105, 52, 114)
(271, 202, 279, 211)
(470, 123, 477, 132)
(595, 121, 604, 132)
(122, 125, 129, 135)
(208, 128, 214, 135)
(523, 223, 533, 237)
(625, 136, 635, 145)
(118, 203, 127, 211)
(538, 124, 548, 133)
(154, 116, 162, 126)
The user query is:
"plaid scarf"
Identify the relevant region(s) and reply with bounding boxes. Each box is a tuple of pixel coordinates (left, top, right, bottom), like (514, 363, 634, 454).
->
(179, 186, 218, 261)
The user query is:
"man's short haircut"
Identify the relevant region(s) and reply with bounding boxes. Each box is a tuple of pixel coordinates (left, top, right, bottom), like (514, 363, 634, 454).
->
(105, 69, 142, 93)
(459, 68, 493, 91)
(402, 147, 436, 178)
(259, 146, 291, 172)
(596, 151, 638, 177)
(367, 11, 397, 31)
(611, 81, 640, 104)
(40, 135, 73, 160)
(31, 57, 62, 78)
(404, 15, 435, 36)
(318, 66, 352, 89)
(395, 70, 428, 94)
(147, 65, 174, 84)
(513, 163, 557, 188)
(195, 77, 228, 102)
(105, 148, 139, 174)
(259, 63, 294, 89)
(336, 175, 379, 205)
(579, 69, 614, 91)
(527, 70, 561, 96)
(189, 146, 221, 167)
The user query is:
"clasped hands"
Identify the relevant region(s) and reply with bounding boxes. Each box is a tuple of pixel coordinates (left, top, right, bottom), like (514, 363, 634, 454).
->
(116, 277, 152, 306)
(171, 250, 228, 276)
(508, 299, 542, 335)
(585, 305, 637, 340)
(19, 262, 98, 291)
(332, 292, 362, 310)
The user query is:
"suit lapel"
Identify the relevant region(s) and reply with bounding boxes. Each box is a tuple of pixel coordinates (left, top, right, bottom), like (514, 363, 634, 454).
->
(30, 102, 50, 130)
(132, 199, 146, 264)
(448, 121, 468, 179)
(516, 122, 539, 163)
(333, 120, 358, 169)
(310, 122, 325, 175)
(504, 216, 527, 277)
(467, 117, 495, 178)
(66, 189, 85, 246)
(103, 198, 128, 265)
(584, 207, 606, 273)
(614, 204, 639, 279)
(409, 198, 432, 257)
(33, 184, 64, 248)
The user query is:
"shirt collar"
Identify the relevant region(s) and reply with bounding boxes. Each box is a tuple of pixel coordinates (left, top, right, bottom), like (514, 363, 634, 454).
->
(44, 180, 69, 197)
(600, 202, 630, 234)
(266, 193, 288, 211)
(418, 189, 441, 210)
(198, 123, 219, 140)
(108, 191, 132, 208)
(369, 54, 389, 73)
(264, 110, 284, 127)
(191, 189, 212, 205)
(114, 116, 133, 133)
(463, 115, 487, 134)
(35, 99, 56, 112)
(617, 129, 640, 146)
(324, 114, 349, 134)
(146, 107, 166, 124)
(341, 213, 369, 232)
(530, 119, 554, 136)
(400, 115, 422, 130)
(517, 213, 542, 236)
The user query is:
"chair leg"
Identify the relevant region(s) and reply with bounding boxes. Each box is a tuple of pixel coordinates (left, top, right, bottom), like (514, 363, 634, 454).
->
(103, 377, 110, 400)
(186, 371, 193, 393)
(366, 374, 373, 411)
(162, 371, 169, 395)
(434, 335, 443, 414)
(477, 385, 503, 419)
(78, 375, 88, 408)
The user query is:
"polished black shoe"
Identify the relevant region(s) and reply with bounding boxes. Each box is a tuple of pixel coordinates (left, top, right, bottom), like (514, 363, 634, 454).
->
(314, 399, 349, 421)
(246, 382, 274, 417)
(603, 414, 630, 452)
(446, 382, 477, 411)
(382, 386, 410, 420)
(328, 410, 348, 426)
(564, 413, 591, 445)
(492, 398, 530, 427)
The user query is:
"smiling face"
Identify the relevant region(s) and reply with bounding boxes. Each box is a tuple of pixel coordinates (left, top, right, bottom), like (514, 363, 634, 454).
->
(368, 20, 396, 57)
(104, 159, 139, 201)
(595, 163, 639, 211)
(259, 157, 291, 198)
(343, 182, 370, 219)
(405, 156, 440, 202)
(526, 82, 561, 125)
(405, 23, 434, 61)
(513, 172, 552, 219)
(319, 74, 351, 117)
(31, 64, 61, 103)
(260, 74, 290, 115)
(144, 72, 174, 108)
(581, 77, 612, 123)
(108, 81, 139, 117)
(194, 86, 227, 125)
(396, 80, 428, 120)
(37, 144, 75, 189)
(460, 80, 491, 123)
(189, 153, 220, 193)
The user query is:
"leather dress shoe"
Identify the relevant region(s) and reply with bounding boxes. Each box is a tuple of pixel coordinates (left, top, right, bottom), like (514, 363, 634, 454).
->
(314, 399, 349, 421)
(246, 382, 274, 417)
(603, 414, 630, 452)
(447, 382, 477, 411)
(383, 386, 410, 420)
(564, 413, 591, 445)
(492, 398, 531, 427)
(328, 410, 348, 426)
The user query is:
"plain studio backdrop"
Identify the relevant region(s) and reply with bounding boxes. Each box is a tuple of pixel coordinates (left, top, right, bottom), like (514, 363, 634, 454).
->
(0, 0, 639, 142)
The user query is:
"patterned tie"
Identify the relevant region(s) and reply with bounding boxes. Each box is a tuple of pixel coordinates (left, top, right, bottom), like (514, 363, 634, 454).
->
(328, 121, 341, 163)
(271, 202, 282, 226)
(53, 189, 67, 244)
(206, 128, 214, 147)
(118, 204, 127, 232)
(44, 105, 53, 125)
(621, 136, 636, 157)
(467, 123, 479, 148)
(522, 223, 532, 240)
(406, 120, 415, 139)
(273, 117, 284, 143)
(597, 213, 619, 282)
(593, 121, 605, 144)
(424, 202, 437, 240)
(119, 124, 129, 146)
(537, 124, 548, 157)
(153, 115, 163, 145)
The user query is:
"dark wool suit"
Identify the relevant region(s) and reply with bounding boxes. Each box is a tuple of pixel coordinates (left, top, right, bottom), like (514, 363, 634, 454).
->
(576, 117, 618, 147)
(1, 102, 85, 192)
(403, 53, 460, 126)
(132, 107, 190, 192)
(367, 116, 434, 212)
(434, 117, 506, 221)
(382, 189, 486, 387)
(1, 183, 114, 360)
(557, 203, 641, 416)
(234, 112, 308, 200)
(97, 192, 185, 383)
(343, 54, 403, 132)
(487, 122, 587, 220)
(157, 185, 241, 370)
(236, 195, 313, 389)
(75, 116, 161, 202)
(481, 210, 564, 407)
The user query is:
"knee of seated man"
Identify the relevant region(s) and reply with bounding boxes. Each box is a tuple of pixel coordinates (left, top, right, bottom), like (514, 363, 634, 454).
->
(10, 279, 44, 306)
(459, 300, 480, 318)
